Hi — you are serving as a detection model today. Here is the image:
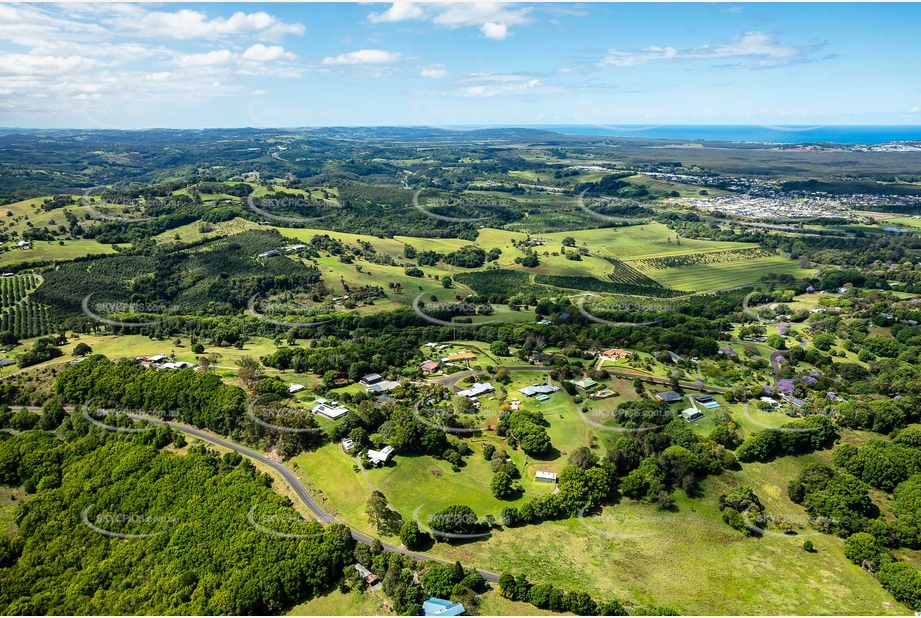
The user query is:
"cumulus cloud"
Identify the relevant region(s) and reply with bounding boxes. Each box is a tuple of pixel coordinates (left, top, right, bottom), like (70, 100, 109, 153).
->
(480, 22, 508, 40)
(368, 3, 425, 23)
(106, 8, 305, 41)
(322, 49, 402, 65)
(367, 2, 532, 39)
(241, 44, 296, 62)
(601, 31, 825, 68)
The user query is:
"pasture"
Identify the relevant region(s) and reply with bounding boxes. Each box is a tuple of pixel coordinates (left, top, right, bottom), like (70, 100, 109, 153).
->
(0, 239, 116, 268)
(426, 480, 905, 616)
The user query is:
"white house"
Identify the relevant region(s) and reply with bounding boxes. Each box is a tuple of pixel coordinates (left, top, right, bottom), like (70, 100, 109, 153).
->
(367, 445, 394, 466)
(288, 383, 306, 394)
(456, 382, 494, 398)
(314, 402, 348, 419)
(535, 470, 558, 483)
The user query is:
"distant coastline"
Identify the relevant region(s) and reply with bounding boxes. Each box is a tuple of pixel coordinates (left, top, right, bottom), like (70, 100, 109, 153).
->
(528, 124, 921, 145)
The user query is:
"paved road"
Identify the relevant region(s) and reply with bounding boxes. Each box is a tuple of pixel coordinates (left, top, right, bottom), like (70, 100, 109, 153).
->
(122, 412, 501, 583)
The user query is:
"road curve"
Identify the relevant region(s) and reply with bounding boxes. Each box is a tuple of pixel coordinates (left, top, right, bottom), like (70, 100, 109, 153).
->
(124, 413, 500, 583)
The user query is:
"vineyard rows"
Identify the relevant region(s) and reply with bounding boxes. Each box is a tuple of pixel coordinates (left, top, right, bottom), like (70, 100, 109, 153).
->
(533, 274, 686, 298)
(600, 257, 665, 288)
(0, 274, 40, 310)
(626, 248, 777, 273)
(0, 298, 55, 339)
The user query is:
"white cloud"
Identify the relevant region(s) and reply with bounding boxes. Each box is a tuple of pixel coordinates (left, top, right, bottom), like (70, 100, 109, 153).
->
(480, 22, 508, 40)
(170, 50, 234, 68)
(911, 106, 921, 113)
(0, 53, 98, 77)
(241, 44, 296, 62)
(420, 67, 447, 78)
(367, 3, 532, 39)
(460, 73, 545, 97)
(601, 31, 823, 68)
(368, 3, 425, 23)
(253, 89, 267, 95)
(145, 72, 172, 82)
(107, 9, 305, 41)
(322, 50, 402, 65)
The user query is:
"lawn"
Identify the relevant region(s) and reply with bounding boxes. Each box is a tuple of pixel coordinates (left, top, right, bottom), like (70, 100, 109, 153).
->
(288, 589, 392, 616)
(0, 239, 116, 268)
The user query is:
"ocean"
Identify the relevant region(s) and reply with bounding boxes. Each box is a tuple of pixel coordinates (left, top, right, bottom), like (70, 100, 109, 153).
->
(529, 125, 921, 145)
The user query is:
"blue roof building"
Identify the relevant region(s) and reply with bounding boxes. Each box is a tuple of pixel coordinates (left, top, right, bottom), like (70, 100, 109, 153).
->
(422, 597, 466, 617)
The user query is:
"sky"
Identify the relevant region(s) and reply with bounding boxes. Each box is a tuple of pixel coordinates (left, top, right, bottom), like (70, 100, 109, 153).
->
(1, 2, 919, 129)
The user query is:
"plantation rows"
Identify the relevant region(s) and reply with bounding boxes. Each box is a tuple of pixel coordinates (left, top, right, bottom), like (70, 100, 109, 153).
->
(627, 247, 777, 273)
(0, 299, 56, 339)
(600, 257, 665, 288)
(453, 270, 554, 303)
(0, 274, 40, 310)
(533, 274, 687, 298)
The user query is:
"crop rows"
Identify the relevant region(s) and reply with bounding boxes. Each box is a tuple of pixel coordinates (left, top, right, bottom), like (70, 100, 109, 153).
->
(453, 270, 553, 303)
(626, 248, 777, 273)
(0, 299, 55, 339)
(0, 274, 40, 310)
(533, 274, 687, 298)
(600, 257, 665, 288)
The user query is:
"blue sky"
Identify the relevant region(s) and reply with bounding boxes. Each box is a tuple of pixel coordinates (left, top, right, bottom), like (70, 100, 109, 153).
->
(1, 2, 919, 129)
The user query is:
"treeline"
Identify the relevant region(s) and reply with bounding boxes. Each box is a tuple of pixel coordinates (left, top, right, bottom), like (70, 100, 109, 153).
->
(497, 571, 676, 616)
(0, 428, 354, 615)
(54, 354, 247, 436)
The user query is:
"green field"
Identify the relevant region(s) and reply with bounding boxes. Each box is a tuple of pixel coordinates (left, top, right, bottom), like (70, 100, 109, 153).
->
(426, 483, 905, 616)
(637, 256, 817, 292)
(0, 239, 117, 267)
(288, 589, 393, 616)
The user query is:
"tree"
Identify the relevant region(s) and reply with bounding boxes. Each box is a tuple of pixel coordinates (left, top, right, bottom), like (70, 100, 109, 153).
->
(844, 533, 890, 571)
(441, 276, 453, 288)
(192, 342, 205, 354)
(803, 540, 815, 553)
(568, 446, 599, 470)
(39, 400, 65, 431)
(490, 340, 510, 356)
(72, 342, 92, 357)
(235, 356, 264, 388)
(491, 470, 515, 499)
(366, 491, 398, 535)
(400, 520, 427, 550)
(878, 562, 921, 610)
(421, 564, 458, 598)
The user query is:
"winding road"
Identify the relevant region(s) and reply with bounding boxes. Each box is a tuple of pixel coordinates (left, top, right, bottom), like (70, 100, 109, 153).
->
(120, 412, 502, 583)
